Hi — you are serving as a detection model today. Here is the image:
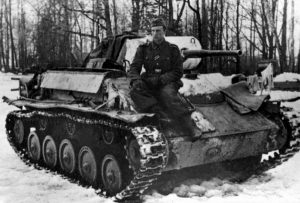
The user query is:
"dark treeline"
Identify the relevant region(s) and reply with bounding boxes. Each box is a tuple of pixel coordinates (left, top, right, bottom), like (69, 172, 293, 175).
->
(0, 0, 299, 75)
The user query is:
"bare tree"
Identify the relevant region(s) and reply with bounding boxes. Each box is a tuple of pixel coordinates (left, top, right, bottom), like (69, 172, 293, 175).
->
(131, 0, 140, 32)
(236, 0, 241, 50)
(289, 0, 295, 72)
(187, 0, 201, 45)
(103, 0, 112, 37)
(262, 0, 287, 73)
(18, 0, 27, 71)
(5, 0, 10, 72)
(201, 0, 208, 50)
(0, 0, 5, 71)
(112, 0, 118, 35)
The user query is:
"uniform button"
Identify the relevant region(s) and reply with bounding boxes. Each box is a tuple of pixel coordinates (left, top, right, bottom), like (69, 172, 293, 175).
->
(156, 63, 159, 65)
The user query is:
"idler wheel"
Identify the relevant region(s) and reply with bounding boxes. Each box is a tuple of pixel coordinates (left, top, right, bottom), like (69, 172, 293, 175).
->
(78, 146, 97, 184)
(13, 119, 25, 145)
(59, 139, 76, 174)
(42, 135, 57, 168)
(127, 138, 141, 171)
(101, 155, 123, 195)
(27, 131, 41, 162)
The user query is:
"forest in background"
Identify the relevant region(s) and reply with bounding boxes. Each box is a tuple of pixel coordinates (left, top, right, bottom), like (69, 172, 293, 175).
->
(0, 0, 299, 75)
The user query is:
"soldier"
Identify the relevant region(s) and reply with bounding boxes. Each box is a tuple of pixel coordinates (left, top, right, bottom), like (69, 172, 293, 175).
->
(128, 18, 201, 140)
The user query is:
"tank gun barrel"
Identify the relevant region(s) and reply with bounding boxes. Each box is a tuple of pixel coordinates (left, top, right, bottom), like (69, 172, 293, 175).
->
(182, 49, 242, 58)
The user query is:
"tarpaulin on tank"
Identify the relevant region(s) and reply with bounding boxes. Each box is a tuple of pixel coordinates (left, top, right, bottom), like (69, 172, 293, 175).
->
(221, 81, 269, 114)
(41, 70, 108, 93)
(82, 34, 141, 68)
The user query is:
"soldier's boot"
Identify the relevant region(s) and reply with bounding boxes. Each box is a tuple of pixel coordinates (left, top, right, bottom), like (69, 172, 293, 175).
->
(181, 114, 202, 142)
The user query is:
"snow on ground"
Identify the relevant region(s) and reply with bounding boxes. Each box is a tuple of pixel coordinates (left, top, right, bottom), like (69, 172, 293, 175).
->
(282, 100, 300, 112)
(269, 91, 300, 101)
(0, 72, 300, 203)
(145, 151, 300, 203)
(274, 72, 300, 82)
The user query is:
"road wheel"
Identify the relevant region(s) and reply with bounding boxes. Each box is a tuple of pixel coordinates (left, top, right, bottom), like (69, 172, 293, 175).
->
(42, 135, 57, 168)
(59, 139, 76, 174)
(27, 131, 41, 162)
(101, 154, 123, 195)
(78, 146, 98, 185)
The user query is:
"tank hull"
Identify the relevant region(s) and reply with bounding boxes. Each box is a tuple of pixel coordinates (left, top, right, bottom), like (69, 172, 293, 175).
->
(4, 97, 286, 173)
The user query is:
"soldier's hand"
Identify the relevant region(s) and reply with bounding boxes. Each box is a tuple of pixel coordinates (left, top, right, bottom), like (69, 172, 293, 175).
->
(131, 79, 144, 90)
(145, 76, 160, 87)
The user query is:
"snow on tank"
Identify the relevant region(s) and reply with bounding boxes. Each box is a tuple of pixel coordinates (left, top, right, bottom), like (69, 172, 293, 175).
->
(180, 73, 234, 96)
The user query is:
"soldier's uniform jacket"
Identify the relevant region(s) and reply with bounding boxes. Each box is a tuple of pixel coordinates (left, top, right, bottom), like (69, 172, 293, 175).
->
(128, 39, 183, 86)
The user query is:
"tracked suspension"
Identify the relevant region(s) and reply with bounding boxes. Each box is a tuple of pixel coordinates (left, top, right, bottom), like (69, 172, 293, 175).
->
(255, 106, 300, 173)
(5, 110, 168, 201)
(4, 105, 300, 200)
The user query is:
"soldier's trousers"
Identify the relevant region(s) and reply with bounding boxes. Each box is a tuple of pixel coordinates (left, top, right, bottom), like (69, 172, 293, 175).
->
(130, 81, 190, 118)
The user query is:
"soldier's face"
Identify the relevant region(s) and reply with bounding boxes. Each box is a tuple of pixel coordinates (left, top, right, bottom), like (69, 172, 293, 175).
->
(151, 26, 165, 43)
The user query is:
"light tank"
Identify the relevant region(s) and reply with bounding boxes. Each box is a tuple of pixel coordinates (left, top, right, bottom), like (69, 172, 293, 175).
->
(3, 33, 296, 201)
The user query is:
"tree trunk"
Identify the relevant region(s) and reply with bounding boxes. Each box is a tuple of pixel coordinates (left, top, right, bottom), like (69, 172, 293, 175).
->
(249, 0, 253, 61)
(5, 0, 10, 72)
(168, 0, 173, 30)
(112, 0, 118, 35)
(210, 0, 215, 50)
(103, 0, 112, 37)
(219, 0, 224, 72)
(225, 2, 229, 50)
(236, 0, 240, 50)
(269, 0, 277, 59)
(63, 0, 71, 66)
(219, 0, 223, 50)
(289, 0, 295, 72)
(18, 0, 27, 71)
(0, 0, 4, 71)
(281, 0, 287, 72)
(9, 0, 16, 71)
(131, 0, 140, 32)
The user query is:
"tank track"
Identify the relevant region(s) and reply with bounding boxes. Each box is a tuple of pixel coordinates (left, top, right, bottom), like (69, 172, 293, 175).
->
(254, 106, 300, 174)
(5, 109, 168, 201)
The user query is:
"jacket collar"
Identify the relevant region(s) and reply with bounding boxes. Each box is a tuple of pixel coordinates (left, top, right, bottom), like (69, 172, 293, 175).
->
(151, 38, 167, 50)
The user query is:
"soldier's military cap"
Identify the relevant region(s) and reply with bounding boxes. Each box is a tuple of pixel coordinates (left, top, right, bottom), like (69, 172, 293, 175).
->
(151, 18, 166, 29)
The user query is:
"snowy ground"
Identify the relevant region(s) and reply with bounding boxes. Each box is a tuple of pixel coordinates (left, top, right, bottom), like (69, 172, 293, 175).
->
(274, 72, 300, 82)
(0, 72, 300, 203)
